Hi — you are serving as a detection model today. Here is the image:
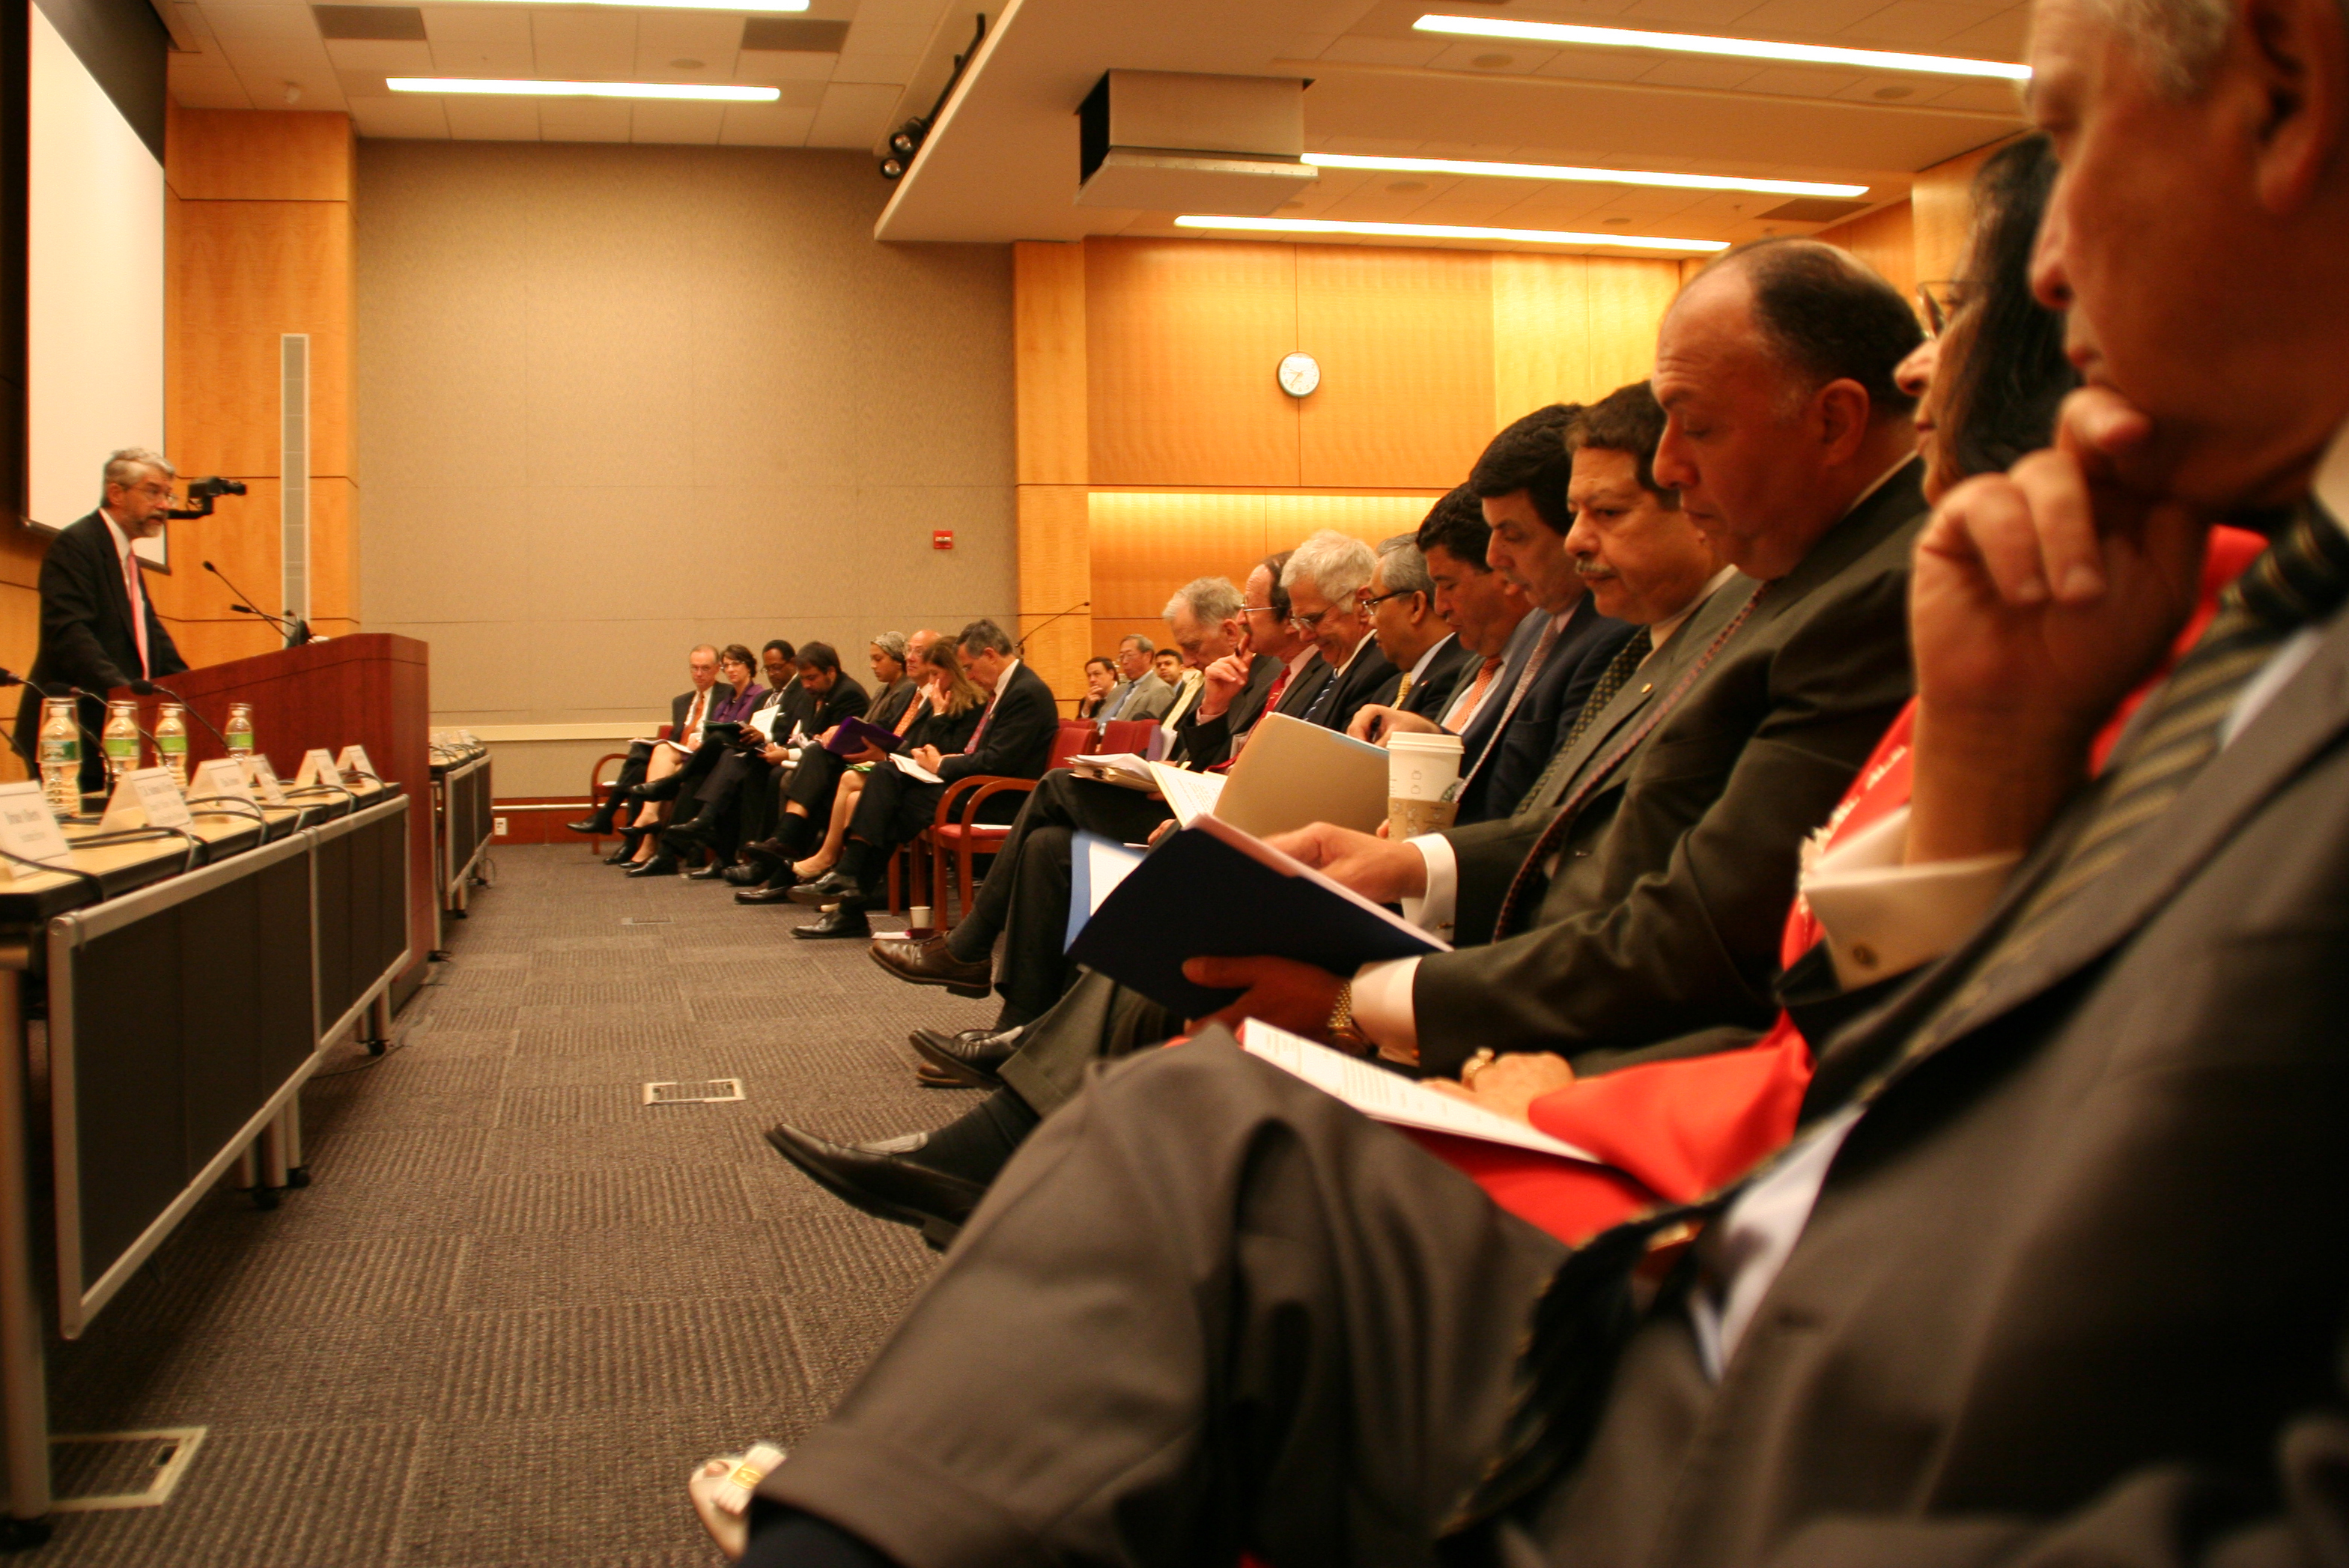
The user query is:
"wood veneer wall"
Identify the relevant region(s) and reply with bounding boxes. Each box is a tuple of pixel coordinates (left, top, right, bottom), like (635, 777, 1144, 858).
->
(156, 104, 359, 669)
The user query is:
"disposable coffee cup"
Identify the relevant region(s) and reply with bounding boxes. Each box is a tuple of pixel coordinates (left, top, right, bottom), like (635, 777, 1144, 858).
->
(907, 904, 936, 939)
(1387, 731, 1464, 839)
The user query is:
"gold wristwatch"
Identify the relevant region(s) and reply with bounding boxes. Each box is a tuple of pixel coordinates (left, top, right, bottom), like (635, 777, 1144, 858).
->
(1326, 979, 1373, 1054)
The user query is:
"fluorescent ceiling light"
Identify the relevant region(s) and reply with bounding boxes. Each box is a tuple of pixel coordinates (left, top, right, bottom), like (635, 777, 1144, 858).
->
(388, 77, 781, 101)
(1414, 13, 2032, 80)
(1174, 214, 1727, 253)
(1303, 152, 1865, 199)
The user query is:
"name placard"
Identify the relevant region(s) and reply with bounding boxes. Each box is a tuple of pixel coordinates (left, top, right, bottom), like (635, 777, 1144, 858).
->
(335, 744, 377, 781)
(240, 755, 288, 807)
(100, 768, 192, 832)
(189, 758, 258, 813)
(292, 749, 340, 789)
(0, 780, 74, 881)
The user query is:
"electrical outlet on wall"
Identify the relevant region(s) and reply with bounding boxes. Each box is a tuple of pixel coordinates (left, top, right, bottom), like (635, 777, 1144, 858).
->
(493, 816, 508, 836)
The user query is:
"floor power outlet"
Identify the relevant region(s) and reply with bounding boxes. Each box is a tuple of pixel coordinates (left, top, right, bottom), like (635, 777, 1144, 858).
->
(493, 815, 508, 836)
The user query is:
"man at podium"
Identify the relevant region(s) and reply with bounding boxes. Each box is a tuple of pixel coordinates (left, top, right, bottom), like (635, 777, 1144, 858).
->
(13, 449, 189, 796)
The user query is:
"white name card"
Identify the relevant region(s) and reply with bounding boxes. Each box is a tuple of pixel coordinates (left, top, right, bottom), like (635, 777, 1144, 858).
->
(335, 744, 377, 781)
(0, 781, 74, 881)
(293, 749, 340, 789)
(240, 755, 288, 807)
(190, 758, 258, 813)
(100, 768, 192, 832)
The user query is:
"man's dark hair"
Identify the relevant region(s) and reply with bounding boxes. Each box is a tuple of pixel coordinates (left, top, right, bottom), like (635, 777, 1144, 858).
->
(795, 640, 841, 674)
(1569, 382, 1680, 506)
(958, 618, 1015, 657)
(762, 639, 795, 661)
(1468, 404, 1582, 533)
(1705, 237, 1923, 417)
(1414, 485, 1492, 569)
(1259, 550, 1293, 624)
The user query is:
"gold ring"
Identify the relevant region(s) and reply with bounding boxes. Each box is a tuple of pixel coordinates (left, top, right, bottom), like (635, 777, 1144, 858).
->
(1462, 1048, 1496, 1087)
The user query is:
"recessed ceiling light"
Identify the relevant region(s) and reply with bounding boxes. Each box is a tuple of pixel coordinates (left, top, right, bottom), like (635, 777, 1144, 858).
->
(387, 77, 782, 100)
(1174, 214, 1727, 253)
(1413, 13, 2032, 80)
(1304, 151, 1867, 199)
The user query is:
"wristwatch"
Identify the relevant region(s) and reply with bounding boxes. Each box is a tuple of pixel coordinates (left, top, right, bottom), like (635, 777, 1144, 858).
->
(1325, 979, 1373, 1054)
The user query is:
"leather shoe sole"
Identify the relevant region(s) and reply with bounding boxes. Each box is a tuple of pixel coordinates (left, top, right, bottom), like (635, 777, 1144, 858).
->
(867, 936, 993, 998)
(734, 885, 797, 905)
(916, 1062, 984, 1090)
(763, 1123, 978, 1247)
(685, 864, 727, 881)
(625, 857, 677, 878)
(908, 1027, 1015, 1090)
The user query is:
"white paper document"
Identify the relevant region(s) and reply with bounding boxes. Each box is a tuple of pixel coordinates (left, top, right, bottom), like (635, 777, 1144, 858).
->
(1150, 765, 1226, 825)
(1067, 753, 1155, 789)
(889, 753, 944, 785)
(1239, 1019, 1599, 1161)
(747, 708, 781, 741)
(0, 780, 74, 879)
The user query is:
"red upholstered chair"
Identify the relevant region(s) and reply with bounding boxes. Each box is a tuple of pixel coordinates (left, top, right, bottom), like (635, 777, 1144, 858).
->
(580, 723, 672, 853)
(920, 721, 1096, 929)
(1096, 718, 1157, 755)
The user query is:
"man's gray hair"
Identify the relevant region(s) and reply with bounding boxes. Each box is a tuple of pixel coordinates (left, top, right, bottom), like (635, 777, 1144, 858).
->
(1282, 529, 1378, 602)
(689, 643, 719, 661)
(1119, 632, 1156, 655)
(1164, 576, 1245, 627)
(958, 618, 1015, 657)
(2093, 0, 2231, 91)
(1375, 534, 1434, 601)
(870, 631, 909, 663)
(103, 448, 174, 490)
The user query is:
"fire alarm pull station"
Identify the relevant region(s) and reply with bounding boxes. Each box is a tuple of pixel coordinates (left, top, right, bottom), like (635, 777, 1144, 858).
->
(932, 530, 954, 550)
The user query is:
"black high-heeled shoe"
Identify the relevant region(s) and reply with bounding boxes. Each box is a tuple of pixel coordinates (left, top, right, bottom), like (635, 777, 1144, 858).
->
(607, 824, 652, 865)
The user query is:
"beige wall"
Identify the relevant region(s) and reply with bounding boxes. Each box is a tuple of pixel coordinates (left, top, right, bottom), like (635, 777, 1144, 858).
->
(354, 141, 1016, 795)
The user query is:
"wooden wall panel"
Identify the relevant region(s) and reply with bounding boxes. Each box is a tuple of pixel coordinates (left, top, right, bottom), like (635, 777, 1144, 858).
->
(1260, 493, 1436, 553)
(1815, 200, 1918, 301)
(1295, 246, 1493, 490)
(1087, 238, 1299, 488)
(1492, 253, 1591, 429)
(1584, 258, 1684, 401)
(165, 106, 353, 202)
(1018, 484, 1091, 708)
(1015, 242, 1087, 486)
(1912, 137, 2019, 287)
(1090, 492, 1267, 620)
(0, 583, 34, 780)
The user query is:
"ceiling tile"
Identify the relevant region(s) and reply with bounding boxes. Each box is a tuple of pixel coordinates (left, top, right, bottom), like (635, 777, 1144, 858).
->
(219, 35, 348, 104)
(442, 94, 542, 138)
(1528, 49, 1656, 81)
(1320, 36, 1446, 66)
(168, 53, 255, 106)
(839, 19, 933, 54)
(1840, 0, 2002, 43)
(832, 49, 919, 84)
(1621, 0, 1783, 23)
(530, 9, 638, 79)
(417, 4, 528, 43)
(430, 37, 533, 73)
(536, 97, 633, 141)
(323, 36, 433, 70)
(1636, 56, 1765, 88)
(1916, 79, 2027, 110)
(337, 67, 391, 95)
(347, 91, 448, 136)
(848, 0, 950, 28)
(806, 79, 898, 145)
(1736, 0, 1898, 35)
(1737, 63, 1865, 95)
(1424, 41, 1559, 73)
(199, 2, 320, 41)
(1934, 8, 2028, 56)
(1281, 32, 1340, 55)
(172, 2, 223, 47)
(738, 48, 839, 80)
(632, 10, 743, 70)
(719, 101, 816, 143)
(629, 100, 727, 142)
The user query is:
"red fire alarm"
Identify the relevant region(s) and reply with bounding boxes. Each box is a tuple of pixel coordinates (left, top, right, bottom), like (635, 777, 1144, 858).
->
(932, 529, 955, 550)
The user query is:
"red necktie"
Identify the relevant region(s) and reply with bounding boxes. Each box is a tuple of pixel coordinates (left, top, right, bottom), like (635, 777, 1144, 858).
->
(124, 548, 151, 677)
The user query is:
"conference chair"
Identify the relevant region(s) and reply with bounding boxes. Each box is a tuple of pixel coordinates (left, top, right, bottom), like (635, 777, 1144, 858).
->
(583, 723, 675, 855)
(914, 718, 1097, 929)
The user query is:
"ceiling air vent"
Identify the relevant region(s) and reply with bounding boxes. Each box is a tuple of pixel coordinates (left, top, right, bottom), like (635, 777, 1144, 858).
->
(1759, 196, 1877, 225)
(741, 17, 851, 52)
(1076, 70, 1315, 216)
(312, 5, 426, 40)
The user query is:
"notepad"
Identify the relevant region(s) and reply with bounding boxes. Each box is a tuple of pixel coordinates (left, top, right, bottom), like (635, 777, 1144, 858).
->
(889, 753, 944, 784)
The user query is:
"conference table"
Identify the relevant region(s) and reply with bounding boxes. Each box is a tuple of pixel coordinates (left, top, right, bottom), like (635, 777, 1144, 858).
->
(0, 780, 411, 1540)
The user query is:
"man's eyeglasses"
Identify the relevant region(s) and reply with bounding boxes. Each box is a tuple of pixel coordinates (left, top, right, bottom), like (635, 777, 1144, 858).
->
(129, 482, 176, 503)
(1288, 607, 1341, 631)
(1357, 587, 1419, 611)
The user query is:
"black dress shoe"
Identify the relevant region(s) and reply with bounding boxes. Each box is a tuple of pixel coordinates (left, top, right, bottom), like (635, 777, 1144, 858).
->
(869, 934, 994, 997)
(625, 854, 678, 878)
(723, 863, 764, 887)
(908, 1025, 1021, 1090)
(565, 818, 613, 836)
(791, 905, 871, 939)
(763, 1123, 979, 1248)
(786, 870, 857, 908)
(734, 884, 800, 905)
(686, 862, 728, 881)
(603, 845, 635, 866)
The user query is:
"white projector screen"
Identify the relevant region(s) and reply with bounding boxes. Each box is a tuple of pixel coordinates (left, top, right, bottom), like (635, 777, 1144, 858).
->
(26, 1, 165, 562)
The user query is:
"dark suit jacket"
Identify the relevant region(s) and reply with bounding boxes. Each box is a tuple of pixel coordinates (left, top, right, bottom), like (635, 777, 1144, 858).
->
(905, 701, 983, 756)
(1395, 634, 1473, 720)
(1467, 598, 1638, 824)
(1545, 508, 2349, 1568)
(1411, 462, 1927, 1077)
(868, 676, 920, 732)
(1170, 653, 1280, 770)
(801, 674, 869, 737)
(938, 660, 1058, 785)
(1308, 635, 1399, 735)
(21, 508, 186, 696)
(668, 683, 733, 740)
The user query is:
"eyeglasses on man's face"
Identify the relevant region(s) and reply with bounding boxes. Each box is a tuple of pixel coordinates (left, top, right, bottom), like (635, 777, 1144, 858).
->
(1357, 587, 1418, 612)
(1288, 606, 1340, 631)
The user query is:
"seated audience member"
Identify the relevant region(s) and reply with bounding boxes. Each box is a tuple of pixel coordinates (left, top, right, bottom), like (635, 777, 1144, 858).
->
(771, 250, 1926, 1229)
(1073, 656, 1118, 719)
(732, 630, 943, 890)
(1356, 533, 1471, 726)
(567, 642, 728, 840)
(700, 5, 2349, 1556)
(1278, 530, 1398, 732)
(866, 577, 1252, 1037)
(1346, 488, 1537, 821)
(613, 643, 748, 865)
(784, 619, 1056, 940)
(1177, 550, 1318, 768)
(863, 634, 920, 732)
(1151, 648, 1185, 689)
(1094, 635, 1173, 722)
(645, 642, 869, 878)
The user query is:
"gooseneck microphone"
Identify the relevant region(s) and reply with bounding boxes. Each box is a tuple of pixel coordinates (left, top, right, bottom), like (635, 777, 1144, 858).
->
(202, 560, 306, 644)
(142, 683, 234, 756)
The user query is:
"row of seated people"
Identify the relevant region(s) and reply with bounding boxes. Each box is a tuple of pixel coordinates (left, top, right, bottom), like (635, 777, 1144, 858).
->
(1073, 633, 1197, 721)
(679, 73, 2349, 1567)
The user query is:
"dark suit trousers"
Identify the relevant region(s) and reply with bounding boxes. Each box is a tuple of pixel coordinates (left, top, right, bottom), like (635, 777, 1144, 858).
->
(848, 762, 942, 852)
(759, 1038, 1566, 1568)
(997, 969, 1182, 1116)
(664, 750, 765, 860)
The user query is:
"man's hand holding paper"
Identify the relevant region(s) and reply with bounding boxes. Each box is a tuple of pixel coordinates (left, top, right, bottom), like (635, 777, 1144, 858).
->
(1265, 822, 1429, 902)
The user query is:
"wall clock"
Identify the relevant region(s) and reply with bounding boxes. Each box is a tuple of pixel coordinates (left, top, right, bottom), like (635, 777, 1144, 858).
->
(1277, 351, 1321, 398)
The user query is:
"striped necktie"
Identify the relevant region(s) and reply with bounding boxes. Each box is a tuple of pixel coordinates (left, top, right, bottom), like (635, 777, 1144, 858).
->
(1927, 502, 2349, 1019)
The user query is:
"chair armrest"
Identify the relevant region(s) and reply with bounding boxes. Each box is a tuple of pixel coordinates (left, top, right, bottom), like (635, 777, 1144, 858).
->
(933, 774, 1036, 829)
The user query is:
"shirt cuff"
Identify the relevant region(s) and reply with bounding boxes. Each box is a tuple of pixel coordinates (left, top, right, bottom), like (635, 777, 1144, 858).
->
(1400, 834, 1456, 936)
(1801, 806, 2022, 990)
(1347, 956, 1420, 1060)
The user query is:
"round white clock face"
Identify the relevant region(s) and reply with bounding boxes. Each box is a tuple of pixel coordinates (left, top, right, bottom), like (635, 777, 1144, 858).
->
(1277, 351, 1321, 398)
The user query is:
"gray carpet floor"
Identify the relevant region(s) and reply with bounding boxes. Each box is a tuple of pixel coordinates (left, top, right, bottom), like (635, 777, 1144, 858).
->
(30, 842, 997, 1567)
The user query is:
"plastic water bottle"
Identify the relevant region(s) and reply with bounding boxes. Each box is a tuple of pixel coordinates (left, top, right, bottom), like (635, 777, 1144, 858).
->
(102, 700, 140, 786)
(38, 698, 79, 816)
(155, 703, 189, 788)
(225, 702, 255, 759)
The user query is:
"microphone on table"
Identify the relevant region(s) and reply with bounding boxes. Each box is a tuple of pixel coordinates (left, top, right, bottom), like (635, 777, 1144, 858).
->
(141, 683, 234, 756)
(70, 687, 165, 760)
(203, 561, 307, 644)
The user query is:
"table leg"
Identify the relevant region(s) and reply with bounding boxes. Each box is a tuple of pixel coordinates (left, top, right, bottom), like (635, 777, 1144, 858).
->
(282, 1100, 309, 1189)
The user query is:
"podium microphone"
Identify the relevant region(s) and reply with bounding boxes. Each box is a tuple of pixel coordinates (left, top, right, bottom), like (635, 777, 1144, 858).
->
(203, 561, 305, 643)
(1015, 599, 1090, 655)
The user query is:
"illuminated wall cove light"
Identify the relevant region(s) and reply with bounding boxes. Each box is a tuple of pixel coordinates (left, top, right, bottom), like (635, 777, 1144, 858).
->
(1302, 153, 1866, 200)
(387, 78, 782, 101)
(1414, 13, 2033, 80)
(1173, 215, 1727, 253)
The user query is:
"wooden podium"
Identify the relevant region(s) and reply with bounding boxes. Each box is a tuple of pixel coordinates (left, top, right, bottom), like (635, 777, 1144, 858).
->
(133, 633, 434, 992)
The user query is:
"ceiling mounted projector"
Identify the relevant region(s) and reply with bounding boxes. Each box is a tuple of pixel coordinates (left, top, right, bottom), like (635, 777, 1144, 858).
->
(1075, 70, 1315, 214)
